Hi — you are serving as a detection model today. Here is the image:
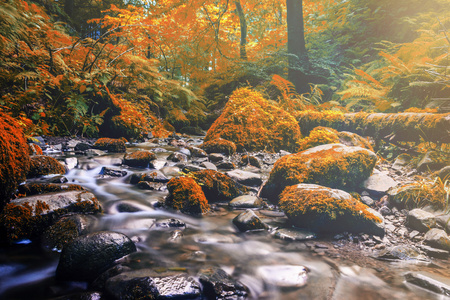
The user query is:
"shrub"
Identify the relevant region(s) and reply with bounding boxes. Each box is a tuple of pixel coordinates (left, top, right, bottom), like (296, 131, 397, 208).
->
(0, 112, 31, 209)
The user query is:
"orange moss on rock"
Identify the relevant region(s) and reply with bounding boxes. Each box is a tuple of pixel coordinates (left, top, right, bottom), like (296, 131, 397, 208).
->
(29, 143, 43, 155)
(165, 177, 210, 215)
(93, 138, 126, 153)
(260, 144, 378, 202)
(204, 88, 302, 152)
(239, 155, 261, 168)
(298, 110, 450, 143)
(279, 184, 382, 235)
(190, 170, 248, 202)
(201, 138, 237, 155)
(123, 151, 157, 168)
(0, 112, 31, 210)
(27, 155, 66, 178)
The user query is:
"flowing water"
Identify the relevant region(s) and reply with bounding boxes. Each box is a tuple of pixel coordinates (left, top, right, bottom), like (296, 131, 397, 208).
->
(1, 141, 450, 299)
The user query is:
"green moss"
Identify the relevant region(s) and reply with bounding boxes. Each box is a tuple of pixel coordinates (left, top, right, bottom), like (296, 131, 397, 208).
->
(0, 112, 31, 210)
(165, 177, 210, 215)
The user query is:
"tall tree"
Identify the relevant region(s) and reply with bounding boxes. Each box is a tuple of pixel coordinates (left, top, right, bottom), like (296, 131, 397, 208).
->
(286, 0, 309, 94)
(234, 0, 247, 60)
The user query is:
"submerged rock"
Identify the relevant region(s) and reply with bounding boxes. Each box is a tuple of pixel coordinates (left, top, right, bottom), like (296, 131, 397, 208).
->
(405, 272, 450, 296)
(376, 245, 427, 261)
(56, 231, 136, 281)
(260, 144, 378, 202)
(278, 183, 384, 236)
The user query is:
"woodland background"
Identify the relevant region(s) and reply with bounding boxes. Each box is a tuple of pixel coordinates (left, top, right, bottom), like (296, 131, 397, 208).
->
(1, 0, 450, 140)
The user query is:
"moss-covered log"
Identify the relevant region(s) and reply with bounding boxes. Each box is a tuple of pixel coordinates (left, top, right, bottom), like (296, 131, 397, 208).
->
(297, 110, 450, 143)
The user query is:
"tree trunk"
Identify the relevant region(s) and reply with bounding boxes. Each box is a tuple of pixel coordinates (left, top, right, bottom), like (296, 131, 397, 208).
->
(286, 0, 309, 94)
(235, 0, 247, 60)
(297, 111, 450, 143)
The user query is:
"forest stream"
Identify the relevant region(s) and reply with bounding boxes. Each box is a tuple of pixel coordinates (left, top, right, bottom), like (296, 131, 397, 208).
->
(1, 136, 450, 300)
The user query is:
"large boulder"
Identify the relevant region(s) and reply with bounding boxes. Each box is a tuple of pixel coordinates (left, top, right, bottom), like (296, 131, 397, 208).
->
(204, 88, 302, 152)
(93, 138, 126, 153)
(278, 184, 384, 236)
(260, 144, 378, 202)
(56, 231, 136, 281)
(0, 190, 101, 242)
(165, 177, 210, 215)
(123, 150, 156, 168)
(0, 112, 31, 210)
(201, 138, 237, 155)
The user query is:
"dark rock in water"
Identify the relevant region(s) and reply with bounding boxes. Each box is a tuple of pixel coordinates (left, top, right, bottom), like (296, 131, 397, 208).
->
(0, 191, 101, 243)
(41, 214, 97, 251)
(129, 170, 169, 184)
(229, 195, 263, 209)
(56, 231, 136, 281)
(216, 161, 235, 170)
(406, 209, 436, 233)
(74, 142, 92, 151)
(198, 267, 249, 299)
(208, 153, 225, 163)
(272, 228, 317, 241)
(99, 167, 127, 178)
(105, 273, 159, 300)
(424, 228, 450, 251)
(182, 165, 204, 174)
(167, 152, 188, 163)
(405, 272, 450, 296)
(106, 270, 200, 300)
(376, 245, 427, 261)
(91, 264, 132, 290)
(50, 291, 103, 300)
(233, 209, 267, 232)
(226, 170, 262, 187)
(116, 202, 143, 212)
(188, 146, 208, 158)
(136, 181, 165, 191)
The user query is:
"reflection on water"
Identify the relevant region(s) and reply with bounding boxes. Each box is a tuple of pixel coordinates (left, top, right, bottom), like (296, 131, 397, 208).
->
(1, 148, 449, 299)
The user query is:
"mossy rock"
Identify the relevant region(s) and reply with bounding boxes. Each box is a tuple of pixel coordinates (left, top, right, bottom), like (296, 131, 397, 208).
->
(0, 191, 102, 243)
(201, 138, 237, 155)
(93, 138, 126, 153)
(204, 88, 302, 152)
(0, 112, 31, 210)
(27, 155, 66, 178)
(239, 155, 261, 168)
(279, 184, 383, 236)
(165, 177, 210, 215)
(190, 170, 248, 203)
(387, 181, 448, 209)
(18, 183, 85, 197)
(297, 126, 373, 152)
(260, 144, 378, 202)
(123, 151, 157, 168)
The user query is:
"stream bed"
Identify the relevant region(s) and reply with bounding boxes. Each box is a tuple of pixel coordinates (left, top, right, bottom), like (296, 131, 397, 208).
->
(1, 138, 450, 300)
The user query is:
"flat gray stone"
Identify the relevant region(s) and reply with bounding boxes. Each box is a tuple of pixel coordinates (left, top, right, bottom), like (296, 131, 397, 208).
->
(407, 209, 436, 232)
(363, 170, 398, 197)
(229, 195, 263, 208)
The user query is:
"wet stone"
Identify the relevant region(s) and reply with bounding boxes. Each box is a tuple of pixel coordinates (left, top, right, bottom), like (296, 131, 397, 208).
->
(136, 181, 165, 191)
(226, 169, 262, 187)
(418, 244, 449, 259)
(208, 153, 224, 163)
(375, 245, 427, 261)
(200, 161, 218, 171)
(229, 195, 263, 209)
(198, 267, 249, 299)
(99, 167, 127, 178)
(153, 218, 186, 229)
(405, 272, 450, 296)
(233, 209, 267, 232)
(167, 152, 188, 163)
(273, 228, 317, 241)
(216, 161, 235, 170)
(257, 265, 308, 288)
